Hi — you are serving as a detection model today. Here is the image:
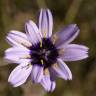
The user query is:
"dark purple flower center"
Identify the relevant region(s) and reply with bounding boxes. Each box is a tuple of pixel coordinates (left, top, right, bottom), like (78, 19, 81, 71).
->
(29, 38, 59, 68)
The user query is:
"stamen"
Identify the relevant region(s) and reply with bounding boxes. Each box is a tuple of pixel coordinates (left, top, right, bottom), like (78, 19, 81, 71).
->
(44, 31, 47, 38)
(40, 40, 42, 48)
(41, 59, 44, 64)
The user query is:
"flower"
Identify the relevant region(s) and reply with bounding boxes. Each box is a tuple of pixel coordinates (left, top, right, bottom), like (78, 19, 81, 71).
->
(5, 9, 89, 92)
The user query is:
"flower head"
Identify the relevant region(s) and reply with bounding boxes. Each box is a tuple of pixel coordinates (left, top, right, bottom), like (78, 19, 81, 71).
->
(5, 9, 89, 92)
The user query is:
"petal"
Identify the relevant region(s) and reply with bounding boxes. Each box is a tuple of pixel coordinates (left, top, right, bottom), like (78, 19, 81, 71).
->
(6, 30, 32, 47)
(5, 46, 30, 53)
(40, 75, 56, 92)
(55, 24, 80, 46)
(59, 44, 88, 61)
(48, 68, 57, 81)
(5, 47, 31, 64)
(52, 59, 72, 80)
(31, 65, 43, 83)
(57, 58, 72, 80)
(8, 63, 32, 87)
(25, 20, 42, 45)
(39, 9, 53, 38)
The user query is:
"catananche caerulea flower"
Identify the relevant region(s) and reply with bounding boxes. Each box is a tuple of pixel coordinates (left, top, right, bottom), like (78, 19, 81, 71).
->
(5, 9, 88, 92)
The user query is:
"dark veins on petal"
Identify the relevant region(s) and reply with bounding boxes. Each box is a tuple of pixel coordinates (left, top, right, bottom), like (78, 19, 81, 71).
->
(29, 38, 59, 68)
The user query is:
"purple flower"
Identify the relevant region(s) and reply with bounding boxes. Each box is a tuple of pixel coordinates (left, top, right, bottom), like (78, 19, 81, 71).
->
(5, 9, 88, 92)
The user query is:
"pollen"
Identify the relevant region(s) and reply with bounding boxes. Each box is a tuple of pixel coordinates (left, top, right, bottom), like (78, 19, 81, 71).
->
(41, 59, 44, 64)
(44, 31, 47, 38)
(40, 40, 42, 48)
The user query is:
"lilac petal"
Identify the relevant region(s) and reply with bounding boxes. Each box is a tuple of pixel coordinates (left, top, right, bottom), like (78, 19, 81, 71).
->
(25, 20, 42, 45)
(4, 56, 31, 64)
(6, 30, 32, 47)
(57, 58, 72, 80)
(8, 63, 32, 87)
(5, 46, 30, 53)
(5, 47, 30, 63)
(52, 59, 72, 80)
(31, 65, 43, 83)
(39, 9, 53, 38)
(40, 75, 56, 92)
(55, 24, 80, 46)
(59, 44, 88, 61)
(48, 68, 56, 81)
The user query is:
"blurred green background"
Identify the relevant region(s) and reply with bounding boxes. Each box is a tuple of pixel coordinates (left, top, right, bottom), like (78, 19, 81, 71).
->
(0, 0, 96, 96)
